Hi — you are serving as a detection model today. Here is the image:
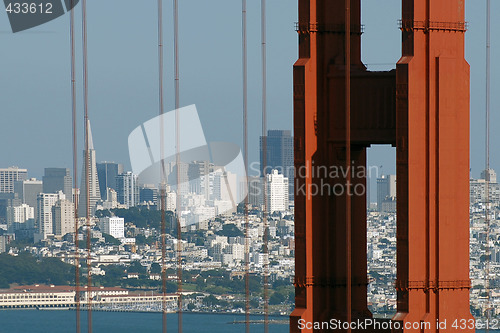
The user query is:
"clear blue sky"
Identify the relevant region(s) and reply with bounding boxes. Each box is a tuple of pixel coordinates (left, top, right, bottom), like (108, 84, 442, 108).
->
(0, 0, 498, 201)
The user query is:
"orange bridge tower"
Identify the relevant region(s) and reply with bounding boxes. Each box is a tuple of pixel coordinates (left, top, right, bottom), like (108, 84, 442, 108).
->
(291, 0, 473, 332)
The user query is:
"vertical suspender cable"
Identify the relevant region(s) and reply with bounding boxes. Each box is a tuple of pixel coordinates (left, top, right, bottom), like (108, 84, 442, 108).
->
(242, 1, 250, 332)
(157, 0, 167, 332)
(70, 1, 81, 331)
(345, 0, 352, 332)
(81, 0, 92, 331)
(173, 0, 182, 332)
(485, 0, 491, 327)
(261, 0, 269, 332)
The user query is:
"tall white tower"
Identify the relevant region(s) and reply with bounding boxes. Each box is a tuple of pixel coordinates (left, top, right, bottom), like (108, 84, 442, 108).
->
(79, 120, 101, 217)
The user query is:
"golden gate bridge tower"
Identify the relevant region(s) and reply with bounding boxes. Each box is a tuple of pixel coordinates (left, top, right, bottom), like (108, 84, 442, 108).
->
(291, 0, 473, 332)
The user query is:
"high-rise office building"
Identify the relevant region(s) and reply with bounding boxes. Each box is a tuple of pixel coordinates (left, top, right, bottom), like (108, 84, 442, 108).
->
(266, 169, 289, 213)
(116, 172, 139, 208)
(14, 178, 42, 209)
(0, 167, 28, 193)
(97, 162, 123, 200)
(43, 168, 72, 200)
(188, 161, 215, 199)
(213, 171, 237, 202)
(376, 174, 396, 212)
(168, 162, 189, 197)
(260, 130, 294, 200)
(36, 191, 65, 240)
(79, 120, 101, 217)
(139, 184, 158, 205)
(248, 176, 264, 207)
(52, 199, 75, 237)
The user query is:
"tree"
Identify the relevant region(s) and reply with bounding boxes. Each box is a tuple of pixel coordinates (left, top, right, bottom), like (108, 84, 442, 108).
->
(128, 261, 146, 274)
(150, 263, 162, 274)
(232, 301, 245, 309)
(249, 299, 259, 308)
(95, 210, 111, 218)
(216, 224, 243, 237)
(0, 252, 74, 286)
(269, 291, 286, 305)
(202, 295, 219, 307)
(102, 233, 121, 245)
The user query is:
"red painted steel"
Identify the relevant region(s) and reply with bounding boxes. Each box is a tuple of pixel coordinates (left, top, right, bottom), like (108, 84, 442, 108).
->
(291, 0, 473, 332)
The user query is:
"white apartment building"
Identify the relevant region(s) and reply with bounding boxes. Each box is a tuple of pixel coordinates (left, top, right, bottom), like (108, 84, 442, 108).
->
(6, 204, 34, 231)
(166, 191, 176, 211)
(227, 243, 245, 261)
(99, 216, 125, 239)
(36, 191, 66, 240)
(53, 199, 75, 237)
(266, 169, 289, 213)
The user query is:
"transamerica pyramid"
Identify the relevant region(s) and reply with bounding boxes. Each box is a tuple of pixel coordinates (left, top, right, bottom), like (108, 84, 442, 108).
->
(78, 120, 101, 218)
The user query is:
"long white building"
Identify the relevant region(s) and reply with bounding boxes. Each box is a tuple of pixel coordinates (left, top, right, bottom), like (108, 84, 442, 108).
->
(0, 285, 178, 310)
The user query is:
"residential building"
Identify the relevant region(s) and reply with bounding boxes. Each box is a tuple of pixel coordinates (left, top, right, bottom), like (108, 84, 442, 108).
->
(52, 199, 75, 237)
(266, 169, 289, 213)
(99, 216, 125, 239)
(6, 204, 34, 231)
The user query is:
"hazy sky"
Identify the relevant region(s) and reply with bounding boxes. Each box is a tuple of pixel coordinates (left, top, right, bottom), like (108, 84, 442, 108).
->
(1, 0, 499, 201)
